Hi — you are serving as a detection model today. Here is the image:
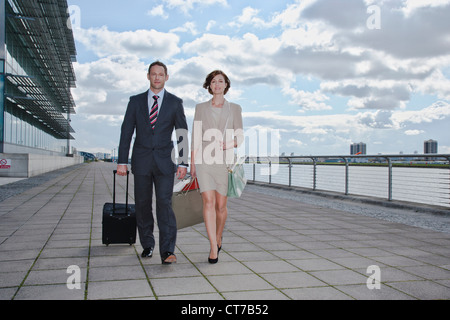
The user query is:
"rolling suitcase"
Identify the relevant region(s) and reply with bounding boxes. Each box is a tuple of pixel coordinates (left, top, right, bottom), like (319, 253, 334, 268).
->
(102, 170, 136, 246)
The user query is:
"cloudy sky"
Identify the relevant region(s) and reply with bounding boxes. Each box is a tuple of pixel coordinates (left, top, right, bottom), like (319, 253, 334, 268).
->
(67, 0, 450, 157)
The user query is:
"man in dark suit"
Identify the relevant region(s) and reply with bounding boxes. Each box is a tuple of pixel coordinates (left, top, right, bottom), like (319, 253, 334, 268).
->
(117, 61, 188, 264)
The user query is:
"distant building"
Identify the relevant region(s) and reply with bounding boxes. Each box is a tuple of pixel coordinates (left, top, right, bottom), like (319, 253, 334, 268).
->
(350, 142, 367, 155)
(95, 152, 111, 160)
(424, 139, 438, 154)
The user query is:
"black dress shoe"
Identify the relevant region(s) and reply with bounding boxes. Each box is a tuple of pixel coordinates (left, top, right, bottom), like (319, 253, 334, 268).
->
(141, 248, 153, 258)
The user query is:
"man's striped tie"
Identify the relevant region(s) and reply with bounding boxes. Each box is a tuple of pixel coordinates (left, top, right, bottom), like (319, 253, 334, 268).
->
(149, 95, 159, 129)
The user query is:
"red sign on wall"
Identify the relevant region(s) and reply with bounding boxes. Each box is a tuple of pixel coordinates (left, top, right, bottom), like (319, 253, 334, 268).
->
(0, 159, 11, 169)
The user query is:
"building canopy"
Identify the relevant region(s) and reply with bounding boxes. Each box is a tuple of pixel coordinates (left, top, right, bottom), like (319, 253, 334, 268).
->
(5, 0, 77, 140)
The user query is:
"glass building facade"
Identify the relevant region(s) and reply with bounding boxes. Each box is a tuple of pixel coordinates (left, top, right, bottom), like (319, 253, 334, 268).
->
(0, 0, 76, 156)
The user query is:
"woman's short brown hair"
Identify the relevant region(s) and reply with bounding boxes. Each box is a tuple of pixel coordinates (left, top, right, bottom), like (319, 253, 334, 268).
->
(203, 70, 231, 95)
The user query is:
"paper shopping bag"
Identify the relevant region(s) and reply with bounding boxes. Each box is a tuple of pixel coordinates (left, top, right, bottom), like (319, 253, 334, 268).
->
(172, 178, 204, 229)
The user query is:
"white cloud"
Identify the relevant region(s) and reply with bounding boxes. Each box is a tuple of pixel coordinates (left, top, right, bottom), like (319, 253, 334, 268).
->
(340, 2, 450, 60)
(229, 6, 277, 29)
(391, 101, 450, 125)
(181, 33, 289, 87)
(323, 79, 412, 110)
(280, 21, 336, 50)
(72, 56, 148, 116)
(401, 0, 450, 17)
(241, 100, 450, 153)
(206, 20, 216, 31)
(282, 87, 332, 111)
(271, 0, 318, 28)
(404, 130, 424, 136)
(243, 102, 449, 135)
(170, 22, 199, 35)
(415, 69, 450, 100)
(74, 26, 180, 59)
(163, 0, 228, 14)
(288, 139, 304, 147)
(148, 5, 168, 19)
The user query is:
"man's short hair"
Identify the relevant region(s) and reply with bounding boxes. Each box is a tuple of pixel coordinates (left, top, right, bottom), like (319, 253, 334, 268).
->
(148, 61, 168, 75)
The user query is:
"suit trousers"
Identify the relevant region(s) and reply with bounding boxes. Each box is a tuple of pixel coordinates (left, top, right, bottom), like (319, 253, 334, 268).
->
(133, 158, 176, 258)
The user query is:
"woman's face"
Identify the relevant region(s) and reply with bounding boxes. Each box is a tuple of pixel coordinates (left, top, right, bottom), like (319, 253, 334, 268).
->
(210, 74, 226, 95)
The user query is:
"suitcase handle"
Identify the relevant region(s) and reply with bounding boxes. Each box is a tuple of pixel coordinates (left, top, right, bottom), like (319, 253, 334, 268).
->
(113, 170, 130, 214)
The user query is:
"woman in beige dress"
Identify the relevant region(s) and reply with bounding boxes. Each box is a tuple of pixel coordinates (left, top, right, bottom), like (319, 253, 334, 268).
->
(190, 70, 244, 263)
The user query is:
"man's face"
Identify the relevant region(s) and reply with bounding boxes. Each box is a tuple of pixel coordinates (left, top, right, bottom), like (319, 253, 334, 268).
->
(147, 65, 169, 92)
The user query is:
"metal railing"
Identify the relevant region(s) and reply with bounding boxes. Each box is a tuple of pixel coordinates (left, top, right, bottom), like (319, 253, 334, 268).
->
(245, 154, 450, 208)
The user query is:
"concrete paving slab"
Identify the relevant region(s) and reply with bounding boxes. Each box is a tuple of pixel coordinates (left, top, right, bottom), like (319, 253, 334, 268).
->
(282, 287, 352, 300)
(87, 279, 154, 300)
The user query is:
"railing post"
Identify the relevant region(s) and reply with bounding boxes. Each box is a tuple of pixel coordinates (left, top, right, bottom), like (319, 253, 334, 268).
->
(288, 158, 292, 187)
(252, 158, 256, 182)
(312, 158, 317, 191)
(446, 156, 450, 207)
(269, 159, 272, 184)
(386, 157, 392, 201)
(342, 157, 349, 195)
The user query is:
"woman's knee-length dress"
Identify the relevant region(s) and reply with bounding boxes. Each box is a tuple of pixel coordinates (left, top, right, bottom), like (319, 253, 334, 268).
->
(191, 100, 243, 196)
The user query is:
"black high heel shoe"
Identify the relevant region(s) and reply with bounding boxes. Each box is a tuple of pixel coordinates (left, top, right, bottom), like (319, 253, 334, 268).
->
(208, 256, 218, 264)
(208, 247, 219, 264)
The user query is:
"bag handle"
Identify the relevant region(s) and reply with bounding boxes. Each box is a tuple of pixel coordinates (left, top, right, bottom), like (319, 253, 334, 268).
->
(112, 170, 129, 214)
(223, 101, 235, 171)
(230, 155, 245, 171)
(223, 101, 243, 171)
(180, 177, 200, 195)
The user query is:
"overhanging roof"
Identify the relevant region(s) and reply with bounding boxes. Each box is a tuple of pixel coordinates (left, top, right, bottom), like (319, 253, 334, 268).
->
(5, 74, 75, 139)
(5, 0, 77, 139)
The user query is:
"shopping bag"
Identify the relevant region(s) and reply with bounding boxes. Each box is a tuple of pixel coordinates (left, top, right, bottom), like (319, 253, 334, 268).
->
(227, 157, 247, 198)
(181, 177, 199, 191)
(172, 178, 204, 229)
(173, 178, 191, 193)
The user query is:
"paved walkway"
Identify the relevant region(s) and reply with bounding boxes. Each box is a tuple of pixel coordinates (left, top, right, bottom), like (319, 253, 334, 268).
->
(0, 162, 449, 300)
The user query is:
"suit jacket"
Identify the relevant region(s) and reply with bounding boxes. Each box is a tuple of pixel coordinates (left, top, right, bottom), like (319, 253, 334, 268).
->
(191, 99, 243, 165)
(118, 90, 189, 176)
